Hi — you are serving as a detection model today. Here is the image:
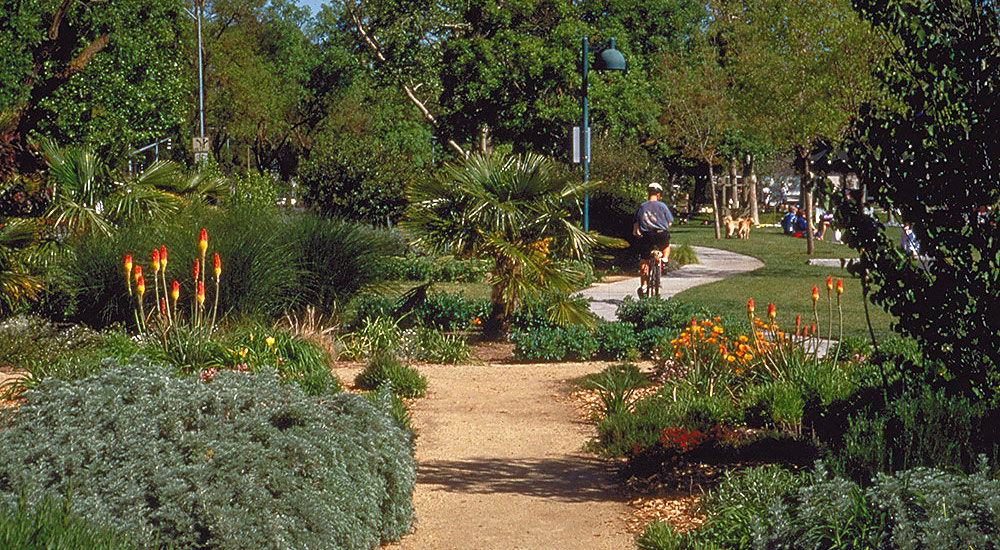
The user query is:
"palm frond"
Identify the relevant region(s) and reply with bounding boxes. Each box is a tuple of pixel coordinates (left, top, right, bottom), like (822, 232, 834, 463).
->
(46, 197, 113, 237)
(0, 270, 41, 315)
(173, 169, 228, 202)
(40, 138, 110, 205)
(133, 160, 180, 189)
(0, 218, 40, 250)
(544, 293, 598, 328)
(104, 184, 183, 226)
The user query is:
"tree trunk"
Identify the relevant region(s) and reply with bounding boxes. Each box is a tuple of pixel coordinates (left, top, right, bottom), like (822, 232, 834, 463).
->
(728, 157, 740, 211)
(482, 258, 511, 341)
(743, 154, 760, 224)
(482, 290, 507, 341)
(802, 153, 815, 255)
(720, 175, 728, 214)
(709, 162, 721, 239)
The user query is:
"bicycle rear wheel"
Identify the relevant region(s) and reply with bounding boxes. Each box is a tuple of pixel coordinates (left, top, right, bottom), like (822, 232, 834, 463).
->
(650, 255, 662, 298)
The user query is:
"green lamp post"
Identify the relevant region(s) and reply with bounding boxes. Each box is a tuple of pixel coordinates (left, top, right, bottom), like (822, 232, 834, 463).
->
(581, 36, 626, 232)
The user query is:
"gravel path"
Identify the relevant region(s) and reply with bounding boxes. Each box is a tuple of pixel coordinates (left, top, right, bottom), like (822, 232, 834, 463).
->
(336, 361, 633, 550)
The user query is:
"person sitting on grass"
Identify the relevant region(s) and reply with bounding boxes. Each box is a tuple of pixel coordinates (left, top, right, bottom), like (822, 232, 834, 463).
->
(781, 205, 797, 235)
(792, 208, 808, 237)
(633, 182, 674, 298)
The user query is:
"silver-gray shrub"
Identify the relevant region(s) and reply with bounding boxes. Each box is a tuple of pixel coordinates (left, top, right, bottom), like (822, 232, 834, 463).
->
(0, 358, 415, 549)
(749, 461, 1000, 550)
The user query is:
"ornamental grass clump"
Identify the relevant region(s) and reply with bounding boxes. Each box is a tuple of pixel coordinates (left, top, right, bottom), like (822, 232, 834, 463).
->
(356, 353, 428, 398)
(0, 359, 415, 549)
(0, 494, 138, 550)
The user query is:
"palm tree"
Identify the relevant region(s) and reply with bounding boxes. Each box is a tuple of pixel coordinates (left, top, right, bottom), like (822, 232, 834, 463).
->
(41, 139, 227, 237)
(403, 151, 618, 340)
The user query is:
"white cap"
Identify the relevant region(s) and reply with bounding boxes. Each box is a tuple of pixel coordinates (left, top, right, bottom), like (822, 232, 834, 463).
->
(647, 182, 663, 193)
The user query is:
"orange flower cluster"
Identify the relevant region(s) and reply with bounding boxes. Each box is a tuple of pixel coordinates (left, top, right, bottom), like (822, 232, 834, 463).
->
(670, 317, 755, 373)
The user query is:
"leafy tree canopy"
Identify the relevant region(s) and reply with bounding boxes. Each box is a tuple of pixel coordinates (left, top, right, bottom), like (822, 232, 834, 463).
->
(842, 0, 1000, 398)
(0, 0, 189, 163)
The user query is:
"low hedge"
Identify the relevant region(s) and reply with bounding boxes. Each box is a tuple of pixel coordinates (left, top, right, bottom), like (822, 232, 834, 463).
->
(0, 359, 415, 550)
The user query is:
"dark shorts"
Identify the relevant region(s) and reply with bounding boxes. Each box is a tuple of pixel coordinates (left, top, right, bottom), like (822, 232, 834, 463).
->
(637, 230, 671, 259)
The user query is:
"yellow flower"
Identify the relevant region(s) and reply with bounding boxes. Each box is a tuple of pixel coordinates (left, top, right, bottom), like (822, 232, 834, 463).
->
(239, 348, 248, 358)
(713, 326, 724, 334)
(738, 335, 749, 343)
(745, 353, 754, 361)
(266, 336, 275, 347)
(726, 355, 736, 362)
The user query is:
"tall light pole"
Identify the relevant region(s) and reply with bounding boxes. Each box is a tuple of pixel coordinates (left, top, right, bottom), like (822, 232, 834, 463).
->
(186, 1, 209, 164)
(580, 37, 626, 232)
(197, 0, 205, 140)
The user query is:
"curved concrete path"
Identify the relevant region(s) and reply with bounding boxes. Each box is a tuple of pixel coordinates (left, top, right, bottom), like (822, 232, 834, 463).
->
(579, 246, 765, 321)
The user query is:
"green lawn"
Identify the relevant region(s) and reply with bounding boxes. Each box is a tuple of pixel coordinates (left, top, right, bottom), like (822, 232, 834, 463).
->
(670, 223, 896, 342)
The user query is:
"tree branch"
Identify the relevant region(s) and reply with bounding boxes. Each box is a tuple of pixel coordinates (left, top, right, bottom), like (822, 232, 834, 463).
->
(57, 34, 110, 80)
(348, 4, 467, 158)
(48, 0, 75, 40)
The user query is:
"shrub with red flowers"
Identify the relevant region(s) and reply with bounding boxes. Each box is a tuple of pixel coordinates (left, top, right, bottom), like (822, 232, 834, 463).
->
(660, 426, 707, 452)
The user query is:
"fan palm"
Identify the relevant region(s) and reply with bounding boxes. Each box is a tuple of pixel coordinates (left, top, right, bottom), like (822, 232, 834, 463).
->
(0, 217, 42, 315)
(41, 139, 224, 237)
(403, 151, 619, 340)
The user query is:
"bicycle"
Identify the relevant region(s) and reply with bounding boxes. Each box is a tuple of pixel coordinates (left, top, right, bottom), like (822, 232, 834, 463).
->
(648, 249, 663, 298)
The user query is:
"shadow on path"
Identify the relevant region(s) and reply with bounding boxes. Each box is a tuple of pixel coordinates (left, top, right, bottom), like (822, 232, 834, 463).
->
(418, 456, 626, 503)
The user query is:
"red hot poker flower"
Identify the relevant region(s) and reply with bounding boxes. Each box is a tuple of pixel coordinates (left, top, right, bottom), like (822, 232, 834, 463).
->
(137, 275, 145, 297)
(826, 276, 833, 291)
(160, 246, 168, 269)
(124, 254, 133, 276)
(199, 228, 208, 256)
(193, 259, 200, 281)
(836, 279, 844, 295)
(747, 299, 755, 318)
(197, 280, 205, 306)
(767, 303, 776, 320)
(171, 280, 179, 301)
(160, 298, 166, 316)
(151, 249, 160, 273)
(811, 285, 820, 302)
(213, 252, 221, 279)
(134, 264, 142, 282)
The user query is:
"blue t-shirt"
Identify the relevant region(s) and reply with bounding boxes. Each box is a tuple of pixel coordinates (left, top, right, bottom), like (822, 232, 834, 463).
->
(781, 212, 796, 234)
(634, 200, 674, 233)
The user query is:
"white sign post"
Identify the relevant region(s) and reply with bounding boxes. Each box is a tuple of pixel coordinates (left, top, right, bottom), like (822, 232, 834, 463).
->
(572, 126, 590, 164)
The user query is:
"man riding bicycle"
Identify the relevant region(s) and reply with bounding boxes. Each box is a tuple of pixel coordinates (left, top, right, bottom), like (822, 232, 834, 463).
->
(633, 182, 674, 298)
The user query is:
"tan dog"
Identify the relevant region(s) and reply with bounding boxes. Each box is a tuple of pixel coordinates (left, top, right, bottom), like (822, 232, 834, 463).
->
(722, 215, 738, 238)
(737, 218, 753, 239)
